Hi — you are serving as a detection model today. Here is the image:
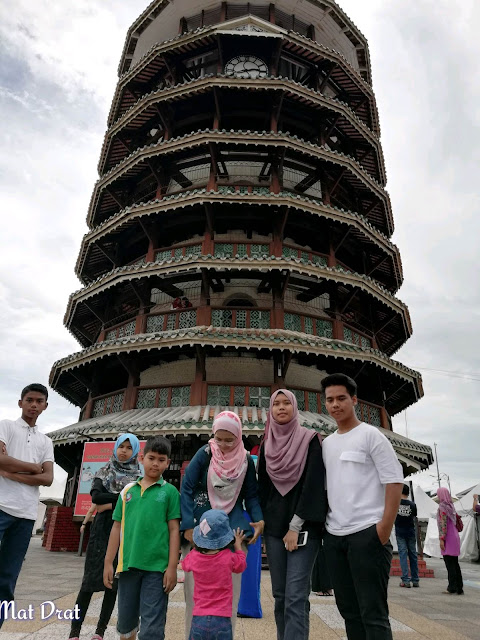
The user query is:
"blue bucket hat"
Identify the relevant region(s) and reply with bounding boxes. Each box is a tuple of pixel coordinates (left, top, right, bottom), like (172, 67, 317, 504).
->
(193, 509, 234, 550)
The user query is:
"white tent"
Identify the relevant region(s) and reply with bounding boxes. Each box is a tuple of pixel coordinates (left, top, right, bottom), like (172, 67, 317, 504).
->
(453, 482, 480, 515)
(412, 485, 438, 519)
(423, 517, 442, 558)
(33, 476, 67, 534)
(421, 482, 480, 562)
(39, 476, 66, 503)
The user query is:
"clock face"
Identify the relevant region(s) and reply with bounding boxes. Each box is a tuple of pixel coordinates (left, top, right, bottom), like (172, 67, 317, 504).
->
(224, 55, 269, 79)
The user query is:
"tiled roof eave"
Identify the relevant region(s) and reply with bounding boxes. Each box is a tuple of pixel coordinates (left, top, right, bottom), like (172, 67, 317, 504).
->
(50, 326, 423, 391)
(66, 255, 411, 335)
(87, 130, 391, 230)
(114, 16, 375, 125)
(77, 190, 399, 279)
(49, 406, 431, 469)
(100, 76, 383, 178)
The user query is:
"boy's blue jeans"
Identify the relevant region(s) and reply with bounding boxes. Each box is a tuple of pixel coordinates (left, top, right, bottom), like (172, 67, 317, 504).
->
(117, 569, 168, 639)
(189, 615, 232, 640)
(0, 509, 35, 628)
(396, 535, 419, 584)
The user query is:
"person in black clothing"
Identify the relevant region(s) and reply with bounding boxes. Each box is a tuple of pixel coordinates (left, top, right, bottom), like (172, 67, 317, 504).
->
(258, 389, 327, 640)
(311, 542, 333, 596)
(69, 434, 141, 640)
(395, 484, 419, 588)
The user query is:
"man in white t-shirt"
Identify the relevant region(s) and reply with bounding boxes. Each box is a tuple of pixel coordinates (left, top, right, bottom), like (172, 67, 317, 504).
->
(321, 373, 403, 640)
(0, 384, 54, 627)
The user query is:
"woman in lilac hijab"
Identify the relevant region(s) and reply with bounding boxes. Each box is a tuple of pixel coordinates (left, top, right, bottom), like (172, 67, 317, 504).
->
(437, 487, 464, 595)
(258, 389, 327, 640)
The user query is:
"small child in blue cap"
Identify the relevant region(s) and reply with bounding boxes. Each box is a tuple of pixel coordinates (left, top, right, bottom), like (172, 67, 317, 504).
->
(182, 509, 247, 640)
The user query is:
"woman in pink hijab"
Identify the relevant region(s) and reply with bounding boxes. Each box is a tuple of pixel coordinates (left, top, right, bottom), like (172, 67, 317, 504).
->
(180, 411, 264, 639)
(258, 389, 327, 640)
(437, 487, 464, 594)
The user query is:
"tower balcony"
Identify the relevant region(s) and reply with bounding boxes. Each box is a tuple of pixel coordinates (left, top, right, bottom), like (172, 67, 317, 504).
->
(64, 255, 412, 355)
(86, 130, 393, 233)
(50, 327, 422, 417)
(111, 8, 378, 132)
(76, 190, 402, 291)
(99, 76, 384, 183)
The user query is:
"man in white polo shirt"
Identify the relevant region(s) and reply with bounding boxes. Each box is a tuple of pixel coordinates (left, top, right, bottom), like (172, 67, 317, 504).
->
(0, 383, 54, 627)
(321, 373, 403, 640)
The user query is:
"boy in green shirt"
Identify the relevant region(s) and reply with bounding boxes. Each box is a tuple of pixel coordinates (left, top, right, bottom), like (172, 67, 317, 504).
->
(104, 436, 180, 640)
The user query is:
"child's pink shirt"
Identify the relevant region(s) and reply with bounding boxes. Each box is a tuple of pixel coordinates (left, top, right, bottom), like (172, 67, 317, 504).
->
(182, 548, 246, 617)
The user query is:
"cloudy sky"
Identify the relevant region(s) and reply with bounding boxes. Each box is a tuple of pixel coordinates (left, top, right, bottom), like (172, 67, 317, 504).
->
(0, 0, 479, 495)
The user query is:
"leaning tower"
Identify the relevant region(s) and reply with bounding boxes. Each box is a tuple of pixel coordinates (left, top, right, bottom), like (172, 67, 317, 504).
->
(50, 0, 430, 485)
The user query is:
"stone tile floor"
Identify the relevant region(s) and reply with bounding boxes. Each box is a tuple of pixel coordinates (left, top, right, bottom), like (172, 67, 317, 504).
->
(1, 538, 479, 639)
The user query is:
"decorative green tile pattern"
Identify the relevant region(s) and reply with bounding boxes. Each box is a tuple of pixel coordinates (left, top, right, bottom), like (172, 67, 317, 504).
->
(212, 309, 232, 328)
(343, 326, 372, 347)
(284, 313, 302, 332)
(252, 186, 270, 195)
(118, 320, 136, 338)
(166, 314, 176, 330)
(316, 319, 333, 338)
(250, 244, 270, 257)
(234, 386, 246, 405)
(158, 387, 169, 408)
(136, 388, 156, 409)
(292, 389, 306, 411)
(251, 310, 270, 329)
(155, 249, 172, 262)
(237, 243, 248, 257)
(282, 246, 298, 259)
(217, 185, 236, 194)
(174, 247, 183, 259)
(236, 310, 247, 328)
(93, 392, 124, 417)
(92, 398, 105, 418)
(249, 386, 270, 408)
(308, 392, 318, 413)
(208, 385, 230, 405)
(171, 385, 190, 407)
(369, 405, 381, 426)
(214, 243, 234, 258)
(281, 246, 327, 266)
(304, 316, 314, 335)
(361, 335, 371, 348)
(146, 315, 165, 332)
(111, 393, 124, 413)
(300, 251, 310, 263)
(312, 254, 328, 266)
(185, 244, 202, 257)
(105, 320, 136, 341)
(179, 310, 196, 329)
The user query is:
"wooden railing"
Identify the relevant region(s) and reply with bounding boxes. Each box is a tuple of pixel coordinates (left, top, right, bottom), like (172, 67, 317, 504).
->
(145, 309, 197, 333)
(135, 385, 191, 409)
(283, 313, 333, 337)
(91, 391, 125, 417)
(211, 307, 271, 329)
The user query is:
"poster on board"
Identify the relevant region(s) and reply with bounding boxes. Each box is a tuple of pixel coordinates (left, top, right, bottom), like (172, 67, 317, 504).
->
(74, 440, 146, 517)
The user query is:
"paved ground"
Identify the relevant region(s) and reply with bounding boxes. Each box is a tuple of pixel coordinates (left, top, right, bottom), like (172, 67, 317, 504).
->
(1, 537, 479, 639)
